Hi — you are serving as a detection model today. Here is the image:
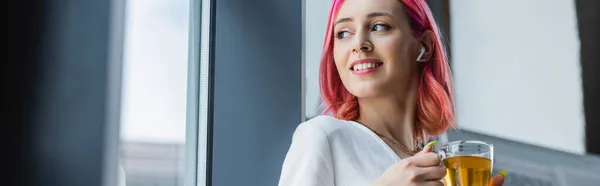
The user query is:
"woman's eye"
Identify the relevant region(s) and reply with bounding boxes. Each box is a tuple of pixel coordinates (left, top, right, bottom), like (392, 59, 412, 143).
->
(336, 31, 351, 39)
(372, 24, 390, 32)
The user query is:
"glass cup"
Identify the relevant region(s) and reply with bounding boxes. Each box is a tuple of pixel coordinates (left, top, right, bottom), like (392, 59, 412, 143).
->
(438, 140, 494, 186)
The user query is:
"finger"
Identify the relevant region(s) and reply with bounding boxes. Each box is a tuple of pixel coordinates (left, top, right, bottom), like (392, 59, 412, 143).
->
(422, 180, 444, 186)
(415, 165, 446, 181)
(409, 152, 441, 167)
(489, 170, 506, 186)
(415, 141, 438, 155)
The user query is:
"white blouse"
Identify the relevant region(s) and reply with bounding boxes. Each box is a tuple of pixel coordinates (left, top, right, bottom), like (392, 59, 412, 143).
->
(278, 115, 402, 186)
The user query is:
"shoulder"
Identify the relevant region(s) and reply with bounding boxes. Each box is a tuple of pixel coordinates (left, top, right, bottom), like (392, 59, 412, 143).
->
(280, 116, 342, 185)
(289, 115, 351, 148)
(297, 115, 351, 136)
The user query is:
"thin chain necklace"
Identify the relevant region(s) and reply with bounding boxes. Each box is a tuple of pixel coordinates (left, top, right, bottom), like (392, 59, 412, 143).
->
(356, 121, 422, 156)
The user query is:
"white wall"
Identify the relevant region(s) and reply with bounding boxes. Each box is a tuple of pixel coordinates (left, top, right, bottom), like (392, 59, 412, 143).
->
(305, 0, 332, 118)
(450, 0, 585, 154)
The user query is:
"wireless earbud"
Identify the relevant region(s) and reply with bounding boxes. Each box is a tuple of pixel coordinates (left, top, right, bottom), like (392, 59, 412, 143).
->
(416, 46, 426, 61)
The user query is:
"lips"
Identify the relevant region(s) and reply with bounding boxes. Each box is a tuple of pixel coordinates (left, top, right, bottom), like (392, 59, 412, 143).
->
(351, 62, 382, 71)
(349, 59, 383, 75)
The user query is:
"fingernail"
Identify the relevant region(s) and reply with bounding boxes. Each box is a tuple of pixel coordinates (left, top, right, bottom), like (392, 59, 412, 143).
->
(424, 140, 438, 149)
(499, 170, 507, 178)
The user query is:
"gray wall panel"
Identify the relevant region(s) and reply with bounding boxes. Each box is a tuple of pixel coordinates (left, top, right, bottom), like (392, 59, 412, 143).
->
(212, 0, 302, 185)
(18, 0, 125, 186)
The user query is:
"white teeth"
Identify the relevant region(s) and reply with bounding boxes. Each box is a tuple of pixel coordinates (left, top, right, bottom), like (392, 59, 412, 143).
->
(353, 63, 379, 71)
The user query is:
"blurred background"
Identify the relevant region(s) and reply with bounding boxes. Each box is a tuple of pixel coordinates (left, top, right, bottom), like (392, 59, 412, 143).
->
(119, 0, 189, 185)
(7, 0, 599, 186)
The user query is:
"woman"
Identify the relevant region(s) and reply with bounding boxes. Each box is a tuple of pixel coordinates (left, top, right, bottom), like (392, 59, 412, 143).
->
(279, 0, 506, 185)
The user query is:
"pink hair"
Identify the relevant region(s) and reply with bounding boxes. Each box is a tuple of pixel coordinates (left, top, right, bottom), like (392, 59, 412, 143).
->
(319, 0, 455, 140)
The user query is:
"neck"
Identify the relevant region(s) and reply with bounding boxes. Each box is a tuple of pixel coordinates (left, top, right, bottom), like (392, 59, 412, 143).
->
(357, 88, 419, 150)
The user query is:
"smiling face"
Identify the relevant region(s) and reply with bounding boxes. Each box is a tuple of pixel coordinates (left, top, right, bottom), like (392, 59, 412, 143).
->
(333, 0, 422, 99)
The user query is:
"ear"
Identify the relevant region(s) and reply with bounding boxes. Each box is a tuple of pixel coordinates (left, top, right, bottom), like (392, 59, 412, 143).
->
(416, 30, 435, 62)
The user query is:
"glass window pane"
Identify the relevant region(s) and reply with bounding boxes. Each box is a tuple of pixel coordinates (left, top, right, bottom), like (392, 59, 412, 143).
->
(304, 0, 331, 120)
(119, 0, 190, 185)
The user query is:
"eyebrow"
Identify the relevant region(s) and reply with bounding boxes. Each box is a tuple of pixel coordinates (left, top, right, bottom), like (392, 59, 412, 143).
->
(334, 12, 394, 27)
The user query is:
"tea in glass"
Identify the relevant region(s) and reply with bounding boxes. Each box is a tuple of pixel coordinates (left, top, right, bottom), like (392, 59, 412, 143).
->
(438, 141, 494, 186)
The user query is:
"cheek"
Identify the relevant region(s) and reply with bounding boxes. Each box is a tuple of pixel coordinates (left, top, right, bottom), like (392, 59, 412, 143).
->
(377, 36, 416, 69)
(375, 35, 418, 82)
(333, 43, 349, 74)
(378, 38, 405, 61)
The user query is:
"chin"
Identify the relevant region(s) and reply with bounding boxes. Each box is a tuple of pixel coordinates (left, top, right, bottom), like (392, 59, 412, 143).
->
(346, 85, 386, 99)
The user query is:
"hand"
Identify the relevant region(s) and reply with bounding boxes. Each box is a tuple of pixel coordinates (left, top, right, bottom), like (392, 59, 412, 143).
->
(372, 141, 445, 186)
(489, 170, 506, 186)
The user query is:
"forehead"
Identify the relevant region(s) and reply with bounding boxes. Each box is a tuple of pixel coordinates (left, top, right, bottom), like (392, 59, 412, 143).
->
(336, 0, 405, 19)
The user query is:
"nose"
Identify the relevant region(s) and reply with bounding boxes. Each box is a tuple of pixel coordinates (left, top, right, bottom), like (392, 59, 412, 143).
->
(352, 34, 373, 54)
